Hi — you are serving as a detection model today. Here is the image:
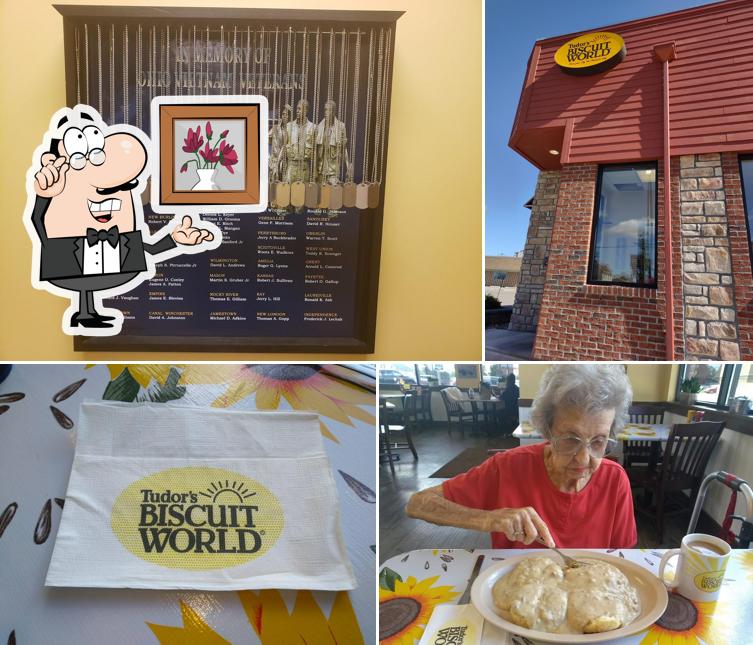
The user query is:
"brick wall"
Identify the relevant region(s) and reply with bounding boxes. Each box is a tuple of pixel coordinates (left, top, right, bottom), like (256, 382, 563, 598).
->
(532, 162, 669, 360)
(509, 171, 559, 331)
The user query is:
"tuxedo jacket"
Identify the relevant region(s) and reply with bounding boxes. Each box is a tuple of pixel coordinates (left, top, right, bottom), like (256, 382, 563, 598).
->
(31, 196, 176, 281)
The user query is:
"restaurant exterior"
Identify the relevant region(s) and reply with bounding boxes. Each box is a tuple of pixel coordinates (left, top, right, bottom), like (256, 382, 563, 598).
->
(508, 0, 753, 360)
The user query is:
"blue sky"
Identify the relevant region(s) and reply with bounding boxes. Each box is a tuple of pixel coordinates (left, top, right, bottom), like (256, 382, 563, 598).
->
(485, 0, 713, 256)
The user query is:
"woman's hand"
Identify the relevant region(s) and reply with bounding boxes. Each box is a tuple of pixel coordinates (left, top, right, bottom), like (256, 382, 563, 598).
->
(486, 507, 555, 547)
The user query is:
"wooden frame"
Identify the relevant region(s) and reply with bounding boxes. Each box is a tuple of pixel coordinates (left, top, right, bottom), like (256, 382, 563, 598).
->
(56, 5, 401, 354)
(587, 161, 659, 289)
(158, 103, 260, 206)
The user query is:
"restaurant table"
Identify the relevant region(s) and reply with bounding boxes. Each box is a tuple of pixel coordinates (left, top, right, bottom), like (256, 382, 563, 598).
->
(443, 394, 504, 436)
(614, 423, 672, 464)
(0, 364, 375, 644)
(512, 420, 545, 446)
(379, 547, 753, 644)
(380, 392, 407, 401)
(512, 422, 671, 461)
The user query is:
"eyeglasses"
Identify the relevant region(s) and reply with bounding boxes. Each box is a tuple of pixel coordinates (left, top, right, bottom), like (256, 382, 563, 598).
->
(550, 434, 617, 458)
(69, 148, 106, 170)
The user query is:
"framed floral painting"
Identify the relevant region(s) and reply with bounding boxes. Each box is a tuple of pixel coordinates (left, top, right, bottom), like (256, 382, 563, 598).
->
(155, 101, 262, 207)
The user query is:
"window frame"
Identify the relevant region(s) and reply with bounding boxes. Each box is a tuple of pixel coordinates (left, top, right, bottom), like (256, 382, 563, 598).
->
(587, 161, 659, 288)
(736, 155, 753, 278)
(675, 364, 741, 409)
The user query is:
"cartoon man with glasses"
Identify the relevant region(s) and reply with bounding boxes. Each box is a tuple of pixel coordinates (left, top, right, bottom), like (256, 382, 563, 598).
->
(24, 106, 220, 334)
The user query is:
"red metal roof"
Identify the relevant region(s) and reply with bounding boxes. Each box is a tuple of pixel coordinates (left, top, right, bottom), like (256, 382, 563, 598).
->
(510, 0, 753, 170)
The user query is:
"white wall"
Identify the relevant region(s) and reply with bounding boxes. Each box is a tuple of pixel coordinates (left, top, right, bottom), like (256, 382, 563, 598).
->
(485, 286, 517, 306)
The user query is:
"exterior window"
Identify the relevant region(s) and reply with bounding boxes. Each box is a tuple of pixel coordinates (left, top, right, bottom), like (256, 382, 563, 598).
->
(493, 271, 507, 281)
(676, 364, 742, 410)
(739, 156, 753, 275)
(588, 163, 657, 287)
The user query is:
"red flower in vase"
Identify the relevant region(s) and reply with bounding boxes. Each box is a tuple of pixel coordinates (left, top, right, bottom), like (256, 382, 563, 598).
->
(219, 140, 239, 173)
(182, 126, 204, 153)
(206, 120, 213, 140)
(199, 141, 220, 164)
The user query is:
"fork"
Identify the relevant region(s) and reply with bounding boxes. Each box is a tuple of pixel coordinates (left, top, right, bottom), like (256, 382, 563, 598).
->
(534, 536, 588, 568)
(457, 553, 486, 605)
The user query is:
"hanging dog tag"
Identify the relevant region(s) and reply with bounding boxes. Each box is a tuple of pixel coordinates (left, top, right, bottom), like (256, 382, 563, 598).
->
(329, 184, 343, 210)
(275, 182, 291, 208)
(290, 181, 306, 208)
(305, 182, 320, 209)
(368, 182, 380, 209)
(356, 182, 370, 210)
(342, 182, 357, 208)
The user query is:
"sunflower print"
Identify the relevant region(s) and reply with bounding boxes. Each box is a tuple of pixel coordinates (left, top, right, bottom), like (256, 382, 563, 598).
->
(738, 550, 753, 583)
(379, 575, 459, 644)
(148, 590, 363, 644)
(102, 364, 374, 442)
(638, 592, 731, 645)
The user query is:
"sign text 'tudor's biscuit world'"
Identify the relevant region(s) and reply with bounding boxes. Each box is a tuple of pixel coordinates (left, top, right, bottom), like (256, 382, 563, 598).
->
(554, 32, 626, 76)
(111, 467, 284, 569)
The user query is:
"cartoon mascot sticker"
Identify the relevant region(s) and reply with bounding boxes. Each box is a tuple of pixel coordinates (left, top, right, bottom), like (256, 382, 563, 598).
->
(23, 105, 222, 336)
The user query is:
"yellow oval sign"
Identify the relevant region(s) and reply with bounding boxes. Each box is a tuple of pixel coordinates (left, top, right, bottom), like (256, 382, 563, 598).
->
(111, 467, 284, 570)
(554, 32, 626, 75)
(694, 570, 724, 592)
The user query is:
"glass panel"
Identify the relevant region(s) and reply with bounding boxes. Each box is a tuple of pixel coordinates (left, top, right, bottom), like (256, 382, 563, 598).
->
(379, 363, 419, 387)
(679, 364, 724, 405)
(589, 164, 657, 286)
(740, 159, 753, 275)
(414, 363, 458, 386)
(380, 364, 521, 391)
(728, 364, 753, 410)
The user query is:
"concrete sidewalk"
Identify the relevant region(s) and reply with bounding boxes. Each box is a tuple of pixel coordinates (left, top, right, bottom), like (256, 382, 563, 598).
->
(485, 328, 536, 360)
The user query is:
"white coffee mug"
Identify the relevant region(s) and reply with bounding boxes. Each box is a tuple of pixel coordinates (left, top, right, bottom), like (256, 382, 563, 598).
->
(658, 533, 731, 601)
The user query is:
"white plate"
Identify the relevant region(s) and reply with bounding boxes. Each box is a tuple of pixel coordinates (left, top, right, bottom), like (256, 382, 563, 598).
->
(470, 551, 668, 643)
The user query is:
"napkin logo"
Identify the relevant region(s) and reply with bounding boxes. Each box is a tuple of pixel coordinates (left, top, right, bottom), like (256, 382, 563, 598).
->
(111, 467, 284, 570)
(434, 625, 468, 644)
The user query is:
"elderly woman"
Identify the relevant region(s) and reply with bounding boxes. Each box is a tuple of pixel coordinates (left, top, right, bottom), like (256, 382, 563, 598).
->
(406, 364, 637, 549)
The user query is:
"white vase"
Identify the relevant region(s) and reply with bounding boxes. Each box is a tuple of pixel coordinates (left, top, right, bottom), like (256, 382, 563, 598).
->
(192, 168, 218, 191)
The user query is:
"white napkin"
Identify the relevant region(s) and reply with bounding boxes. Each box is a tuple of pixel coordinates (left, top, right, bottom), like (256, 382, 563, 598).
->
(45, 401, 356, 590)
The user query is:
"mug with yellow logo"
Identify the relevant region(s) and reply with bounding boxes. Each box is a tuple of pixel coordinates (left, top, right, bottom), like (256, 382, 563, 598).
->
(658, 533, 731, 601)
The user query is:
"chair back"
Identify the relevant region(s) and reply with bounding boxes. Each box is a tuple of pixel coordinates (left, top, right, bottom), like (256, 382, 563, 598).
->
(660, 421, 724, 487)
(421, 387, 432, 412)
(440, 388, 461, 414)
(403, 393, 420, 426)
(629, 403, 665, 424)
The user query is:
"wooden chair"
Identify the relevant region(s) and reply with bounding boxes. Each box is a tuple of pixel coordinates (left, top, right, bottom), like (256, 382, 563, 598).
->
(624, 404, 666, 468)
(631, 421, 724, 542)
(440, 388, 474, 437)
(416, 387, 433, 427)
(379, 395, 418, 475)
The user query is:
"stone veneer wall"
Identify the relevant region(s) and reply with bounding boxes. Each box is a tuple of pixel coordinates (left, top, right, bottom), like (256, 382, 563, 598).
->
(508, 171, 559, 332)
(679, 153, 742, 360)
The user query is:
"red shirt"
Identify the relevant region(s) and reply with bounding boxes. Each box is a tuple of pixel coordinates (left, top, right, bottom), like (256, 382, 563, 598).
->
(442, 443, 637, 549)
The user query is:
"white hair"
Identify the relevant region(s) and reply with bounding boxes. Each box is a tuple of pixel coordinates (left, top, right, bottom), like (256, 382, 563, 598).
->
(530, 364, 632, 439)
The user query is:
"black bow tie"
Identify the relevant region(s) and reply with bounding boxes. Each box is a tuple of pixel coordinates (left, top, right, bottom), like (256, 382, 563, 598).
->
(86, 226, 120, 248)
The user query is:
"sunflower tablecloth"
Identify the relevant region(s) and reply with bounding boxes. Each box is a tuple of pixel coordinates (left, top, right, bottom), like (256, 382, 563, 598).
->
(379, 548, 753, 645)
(0, 364, 376, 644)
